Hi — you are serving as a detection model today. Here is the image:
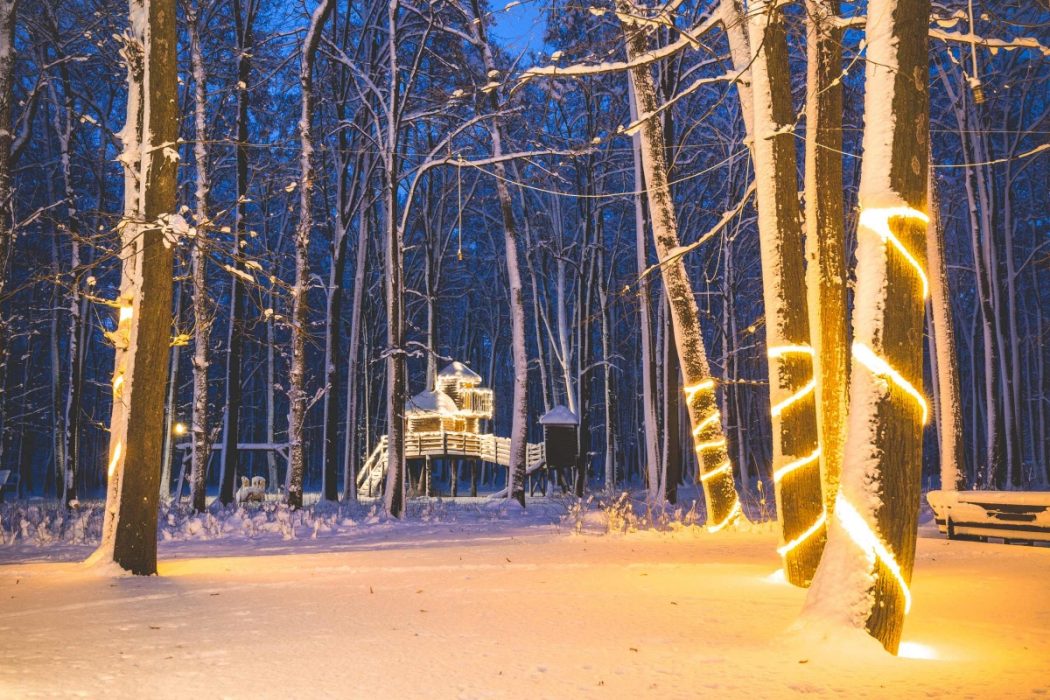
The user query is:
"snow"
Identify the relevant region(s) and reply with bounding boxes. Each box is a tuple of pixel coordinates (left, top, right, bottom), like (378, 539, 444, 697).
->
(405, 389, 459, 416)
(1, 502, 1048, 698)
(538, 405, 579, 425)
(437, 360, 482, 382)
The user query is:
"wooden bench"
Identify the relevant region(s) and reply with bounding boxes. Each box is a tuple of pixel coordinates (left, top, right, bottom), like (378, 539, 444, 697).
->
(927, 490, 1050, 545)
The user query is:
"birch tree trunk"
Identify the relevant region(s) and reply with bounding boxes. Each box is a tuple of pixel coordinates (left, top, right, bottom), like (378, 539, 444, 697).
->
(926, 161, 964, 491)
(803, 0, 847, 533)
(803, 0, 930, 653)
(89, 0, 178, 575)
(618, 4, 740, 531)
(467, 1, 528, 505)
(341, 172, 370, 502)
(287, 0, 335, 509)
(627, 81, 661, 499)
(189, 3, 213, 513)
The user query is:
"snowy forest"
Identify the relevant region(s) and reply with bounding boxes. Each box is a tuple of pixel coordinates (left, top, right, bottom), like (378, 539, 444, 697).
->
(0, 0, 1049, 692)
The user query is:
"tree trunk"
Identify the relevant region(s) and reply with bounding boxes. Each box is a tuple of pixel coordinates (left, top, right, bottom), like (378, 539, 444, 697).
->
(189, 5, 213, 513)
(804, 0, 930, 654)
(219, 0, 257, 506)
(89, 0, 178, 576)
(926, 160, 964, 491)
(803, 0, 848, 554)
(287, 0, 335, 509)
(619, 5, 740, 531)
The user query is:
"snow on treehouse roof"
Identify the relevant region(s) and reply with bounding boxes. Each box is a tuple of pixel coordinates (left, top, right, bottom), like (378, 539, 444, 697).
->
(437, 361, 482, 382)
(539, 405, 579, 426)
(405, 390, 459, 416)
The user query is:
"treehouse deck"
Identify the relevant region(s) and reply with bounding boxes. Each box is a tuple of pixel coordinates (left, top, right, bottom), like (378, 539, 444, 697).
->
(356, 431, 546, 497)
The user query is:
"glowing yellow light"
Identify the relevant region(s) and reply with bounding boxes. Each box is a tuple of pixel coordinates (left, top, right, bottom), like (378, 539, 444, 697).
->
(683, 379, 714, 405)
(773, 446, 822, 483)
(776, 509, 828, 556)
(852, 342, 929, 424)
(898, 641, 937, 660)
(834, 493, 912, 614)
(707, 498, 741, 533)
(118, 305, 133, 323)
(112, 373, 124, 396)
(858, 207, 930, 299)
(174, 422, 187, 436)
(700, 460, 732, 483)
(107, 442, 122, 479)
(770, 379, 816, 417)
(767, 344, 815, 359)
(695, 438, 727, 454)
(691, 410, 721, 436)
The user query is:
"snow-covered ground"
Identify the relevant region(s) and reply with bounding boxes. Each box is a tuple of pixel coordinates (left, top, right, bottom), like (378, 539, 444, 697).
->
(1, 497, 1048, 698)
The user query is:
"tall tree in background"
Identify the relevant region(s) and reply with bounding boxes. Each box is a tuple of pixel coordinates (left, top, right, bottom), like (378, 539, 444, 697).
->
(747, 0, 823, 585)
(218, 0, 258, 506)
(803, 0, 848, 537)
(467, 0, 527, 507)
(286, 0, 335, 509)
(88, 0, 178, 575)
(188, 0, 213, 513)
(0, 0, 16, 474)
(619, 3, 740, 530)
(804, 0, 930, 653)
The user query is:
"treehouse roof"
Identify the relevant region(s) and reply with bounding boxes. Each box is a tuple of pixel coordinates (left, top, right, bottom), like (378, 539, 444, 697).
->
(437, 361, 482, 383)
(405, 389, 459, 416)
(539, 405, 579, 426)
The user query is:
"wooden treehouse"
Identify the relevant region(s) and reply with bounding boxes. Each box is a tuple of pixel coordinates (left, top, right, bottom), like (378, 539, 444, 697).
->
(356, 361, 545, 497)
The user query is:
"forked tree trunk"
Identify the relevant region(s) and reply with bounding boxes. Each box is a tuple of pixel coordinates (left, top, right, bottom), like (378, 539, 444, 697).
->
(619, 4, 740, 531)
(89, 0, 178, 576)
(287, 0, 335, 509)
(803, 0, 930, 654)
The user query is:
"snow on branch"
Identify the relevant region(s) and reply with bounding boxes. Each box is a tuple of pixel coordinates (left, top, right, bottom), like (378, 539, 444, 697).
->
(929, 27, 1050, 57)
(638, 181, 755, 282)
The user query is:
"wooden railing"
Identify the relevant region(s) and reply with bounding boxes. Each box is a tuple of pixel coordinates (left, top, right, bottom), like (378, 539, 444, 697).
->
(356, 431, 545, 497)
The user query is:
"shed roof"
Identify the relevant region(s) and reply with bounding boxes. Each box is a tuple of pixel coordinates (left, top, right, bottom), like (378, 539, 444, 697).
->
(437, 361, 482, 382)
(539, 405, 579, 425)
(405, 389, 459, 416)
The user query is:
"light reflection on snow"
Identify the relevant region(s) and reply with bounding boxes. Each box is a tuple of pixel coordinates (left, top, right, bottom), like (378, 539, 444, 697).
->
(898, 641, 937, 660)
(763, 568, 787, 584)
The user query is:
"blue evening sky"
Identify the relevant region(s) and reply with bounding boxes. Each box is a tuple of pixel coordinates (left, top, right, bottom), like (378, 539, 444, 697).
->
(489, 0, 548, 57)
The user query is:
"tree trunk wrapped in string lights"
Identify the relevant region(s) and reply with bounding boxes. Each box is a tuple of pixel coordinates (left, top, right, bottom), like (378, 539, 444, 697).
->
(803, 0, 930, 654)
(89, 0, 178, 575)
(619, 2, 740, 531)
(746, 0, 823, 585)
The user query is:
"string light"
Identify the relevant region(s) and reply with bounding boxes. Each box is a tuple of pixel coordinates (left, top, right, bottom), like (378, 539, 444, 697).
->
(857, 207, 930, 298)
(119, 305, 133, 323)
(766, 343, 824, 561)
(707, 498, 741, 533)
(776, 509, 827, 557)
(174, 422, 187, 436)
(852, 342, 929, 424)
(691, 410, 721, 436)
(833, 493, 913, 614)
(107, 442, 122, 479)
(772, 445, 822, 483)
(682, 379, 742, 533)
(700, 460, 732, 483)
(683, 379, 714, 404)
(771, 378, 816, 417)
